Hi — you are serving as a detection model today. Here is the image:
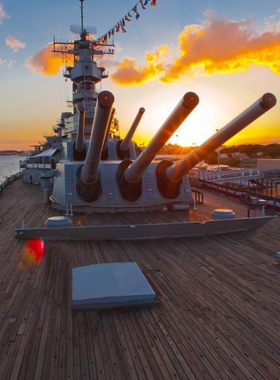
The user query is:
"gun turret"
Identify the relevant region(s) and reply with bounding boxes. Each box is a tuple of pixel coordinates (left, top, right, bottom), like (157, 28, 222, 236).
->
(77, 91, 115, 202)
(156, 93, 277, 198)
(73, 106, 87, 160)
(117, 107, 145, 159)
(117, 92, 199, 201)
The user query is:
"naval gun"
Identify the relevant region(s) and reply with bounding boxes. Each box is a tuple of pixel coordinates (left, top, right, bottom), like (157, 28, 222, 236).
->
(117, 92, 199, 201)
(50, 92, 276, 213)
(117, 107, 145, 160)
(76, 91, 115, 202)
(156, 92, 277, 198)
(73, 105, 87, 161)
(101, 108, 116, 160)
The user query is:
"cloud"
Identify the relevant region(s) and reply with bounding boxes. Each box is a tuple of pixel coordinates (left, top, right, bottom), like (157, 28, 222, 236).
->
(0, 58, 16, 68)
(112, 12, 280, 85)
(7, 60, 16, 68)
(25, 43, 66, 75)
(6, 36, 26, 52)
(111, 45, 169, 85)
(0, 5, 9, 24)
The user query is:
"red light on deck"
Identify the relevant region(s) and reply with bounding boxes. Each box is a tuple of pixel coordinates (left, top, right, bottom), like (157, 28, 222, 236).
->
(24, 238, 45, 263)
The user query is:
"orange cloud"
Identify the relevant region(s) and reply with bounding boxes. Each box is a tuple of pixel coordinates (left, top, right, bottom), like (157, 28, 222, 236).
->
(6, 36, 26, 52)
(111, 45, 169, 85)
(162, 14, 280, 82)
(112, 13, 280, 85)
(25, 43, 66, 75)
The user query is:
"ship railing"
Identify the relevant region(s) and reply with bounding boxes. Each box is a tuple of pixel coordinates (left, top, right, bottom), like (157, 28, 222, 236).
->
(247, 201, 267, 218)
(192, 190, 204, 204)
(0, 172, 21, 194)
(200, 180, 280, 214)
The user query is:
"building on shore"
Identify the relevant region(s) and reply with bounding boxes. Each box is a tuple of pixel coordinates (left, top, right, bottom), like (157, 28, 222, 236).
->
(257, 158, 280, 167)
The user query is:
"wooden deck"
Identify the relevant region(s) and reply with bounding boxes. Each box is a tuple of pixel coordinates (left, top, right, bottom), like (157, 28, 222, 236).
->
(1, 179, 280, 379)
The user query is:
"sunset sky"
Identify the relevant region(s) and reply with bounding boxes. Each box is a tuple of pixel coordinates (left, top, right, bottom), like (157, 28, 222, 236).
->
(1, 0, 280, 150)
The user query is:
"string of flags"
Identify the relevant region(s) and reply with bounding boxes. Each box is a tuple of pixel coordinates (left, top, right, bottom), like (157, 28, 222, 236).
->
(96, 0, 157, 44)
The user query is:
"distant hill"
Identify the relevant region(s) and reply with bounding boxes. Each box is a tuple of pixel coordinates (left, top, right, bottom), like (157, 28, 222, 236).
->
(158, 143, 280, 159)
(0, 150, 21, 155)
(157, 143, 280, 167)
(220, 144, 280, 158)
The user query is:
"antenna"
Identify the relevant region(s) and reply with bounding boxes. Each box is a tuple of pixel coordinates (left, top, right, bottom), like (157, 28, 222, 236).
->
(80, 0, 84, 34)
(70, 0, 97, 38)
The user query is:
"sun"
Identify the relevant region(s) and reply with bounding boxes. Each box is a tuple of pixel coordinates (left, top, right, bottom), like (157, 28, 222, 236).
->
(135, 97, 224, 148)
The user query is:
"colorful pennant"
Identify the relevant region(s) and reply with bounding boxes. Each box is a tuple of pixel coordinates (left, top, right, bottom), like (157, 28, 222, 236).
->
(96, 0, 157, 44)
(140, 0, 146, 10)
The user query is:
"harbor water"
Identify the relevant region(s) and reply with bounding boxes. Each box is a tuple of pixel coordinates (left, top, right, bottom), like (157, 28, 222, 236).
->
(0, 155, 20, 185)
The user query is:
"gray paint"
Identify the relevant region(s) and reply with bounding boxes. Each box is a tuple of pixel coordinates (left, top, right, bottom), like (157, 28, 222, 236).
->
(15, 216, 274, 241)
(72, 262, 155, 309)
(50, 160, 193, 212)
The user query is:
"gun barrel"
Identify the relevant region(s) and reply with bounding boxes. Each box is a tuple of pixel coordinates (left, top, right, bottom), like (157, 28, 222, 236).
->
(120, 107, 145, 151)
(81, 91, 115, 184)
(103, 107, 116, 152)
(166, 93, 277, 182)
(76, 107, 85, 151)
(124, 92, 199, 184)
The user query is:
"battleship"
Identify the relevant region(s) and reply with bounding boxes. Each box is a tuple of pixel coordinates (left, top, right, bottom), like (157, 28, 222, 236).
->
(14, 0, 277, 239)
(1, 1, 280, 379)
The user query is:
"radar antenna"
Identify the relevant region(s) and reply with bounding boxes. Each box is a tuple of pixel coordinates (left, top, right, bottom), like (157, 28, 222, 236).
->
(70, 0, 97, 39)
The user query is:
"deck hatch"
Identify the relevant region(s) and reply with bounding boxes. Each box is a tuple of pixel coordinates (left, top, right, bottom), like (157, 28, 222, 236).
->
(72, 262, 156, 309)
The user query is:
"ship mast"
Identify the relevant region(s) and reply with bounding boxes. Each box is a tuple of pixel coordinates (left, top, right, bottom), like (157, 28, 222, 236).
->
(80, 0, 85, 40)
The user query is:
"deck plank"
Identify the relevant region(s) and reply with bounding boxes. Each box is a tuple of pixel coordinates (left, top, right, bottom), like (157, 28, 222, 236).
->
(1, 179, 280, 379)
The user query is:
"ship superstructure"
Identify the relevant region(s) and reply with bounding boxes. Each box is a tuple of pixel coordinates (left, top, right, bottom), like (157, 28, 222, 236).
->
(52, 0, 116, 161)
(20, 0, 119, 186)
